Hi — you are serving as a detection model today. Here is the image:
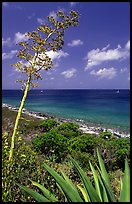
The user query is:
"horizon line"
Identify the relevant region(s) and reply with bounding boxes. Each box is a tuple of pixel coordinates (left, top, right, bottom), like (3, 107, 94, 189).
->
(2, 88, 130, 90)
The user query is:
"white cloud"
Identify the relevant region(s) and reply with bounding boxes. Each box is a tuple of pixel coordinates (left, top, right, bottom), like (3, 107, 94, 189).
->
(2, 50, 17, 60)
(70, 2, 77, 7)
(37, 9, 59, 25)
(3, 2, 9, 7)
(128, 73, 130, 81)
(101, 44, 110, 51)
(53, 62, 59, 68)
(46, 66, 57, 75)
(37, 18, 46, 25)
(61, 68, 77, 78)
(14, 32, 29, 44)
(85, 41, 130, 70)
(68, 39, 83, 47)
(37, 10, 59, 25)
(46, 50, 69, 60)
(3, 32, 29, 48)
(86, 60, 99, 68)
(2, 37, 12, 47)
(90, 67, 117, 79)
(120, 67, 127, 73)
(34, 50, 68, 70)
(125, 40, 130, 49)
(48, 10, 58, 20)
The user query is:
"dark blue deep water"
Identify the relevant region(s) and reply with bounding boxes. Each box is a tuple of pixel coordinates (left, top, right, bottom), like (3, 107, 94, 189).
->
(2, 89, 130, 133)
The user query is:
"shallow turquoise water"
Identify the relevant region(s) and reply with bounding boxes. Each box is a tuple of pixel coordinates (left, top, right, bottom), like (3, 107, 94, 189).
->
(2, 89, 130, 133)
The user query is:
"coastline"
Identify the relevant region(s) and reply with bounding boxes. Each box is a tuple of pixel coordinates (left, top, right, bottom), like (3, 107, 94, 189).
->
(2, 103, 130, 138)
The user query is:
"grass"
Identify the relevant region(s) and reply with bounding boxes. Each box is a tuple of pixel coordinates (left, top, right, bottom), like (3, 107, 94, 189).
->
(2, 107, 42, 142)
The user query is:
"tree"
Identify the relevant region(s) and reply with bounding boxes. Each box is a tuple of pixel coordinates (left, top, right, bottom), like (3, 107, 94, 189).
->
(9, 10, 80, 161)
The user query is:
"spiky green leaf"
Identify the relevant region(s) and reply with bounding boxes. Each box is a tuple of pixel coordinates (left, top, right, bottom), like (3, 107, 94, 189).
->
(77, 185, 90, 202)
(29, 179, 58, 202)
(97, 148, 116, 202)
(89, 161, 103, 201)
(16, 183, 50, 202)
(61, 171, 77, 192)
(119, 159, 130, 202)
(71, 157, 101, 202)
(43, 163, 83, 202)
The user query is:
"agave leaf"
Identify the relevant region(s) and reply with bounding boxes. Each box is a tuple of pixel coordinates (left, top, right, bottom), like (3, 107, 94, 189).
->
(101, 183, 109, 202)
(60, 170, 84, 202)
(16, 182, 50, 202)
(97, 148, 116, 201)
(120, 177, 123, 192)
(89, 161, 103, 201)
(70, 157, 101, 202)
(90, 161, 111, 202)
(29, 179, 58, 202)
(119, 159, 130, 202)
(56, 183, 68, 202)
(61, 171, 78, 192)
(100, 177, 116, 202)
(77, 185, 90, 202)
(53, 171, 75, 202)
(97, 148, 111, 186)
(98, 172, 109, 202)
(43, 162, 83, 202)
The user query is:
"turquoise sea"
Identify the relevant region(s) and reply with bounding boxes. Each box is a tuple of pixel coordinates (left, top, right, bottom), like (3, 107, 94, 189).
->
(2, 89, 130, 133)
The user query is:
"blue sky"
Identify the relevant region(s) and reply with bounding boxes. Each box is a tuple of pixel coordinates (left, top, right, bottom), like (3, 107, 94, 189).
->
(2, 2, 130, 89)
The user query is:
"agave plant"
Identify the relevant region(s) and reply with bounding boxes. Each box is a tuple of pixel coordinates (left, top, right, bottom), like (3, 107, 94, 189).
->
(16, 149, 130, 202)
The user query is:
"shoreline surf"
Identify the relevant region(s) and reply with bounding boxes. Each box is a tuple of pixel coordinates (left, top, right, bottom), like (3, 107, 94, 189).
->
(2, 103, 130, 138)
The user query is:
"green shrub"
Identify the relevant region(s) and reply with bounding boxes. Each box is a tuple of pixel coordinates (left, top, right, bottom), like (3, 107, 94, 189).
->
(100, 131, 112, 139)
(94, 137, 130, 171)
(68, 134, 98, 154)
(70, 150, 95, 170)
(108, 137, 130, 169)
(39, 119, 59, 132)
(32, 131, 68, 162)
(54, 122, 81, 139)
(67, 134, 100, 170)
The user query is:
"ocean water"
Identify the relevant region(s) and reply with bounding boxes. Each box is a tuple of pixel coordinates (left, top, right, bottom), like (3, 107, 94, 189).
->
(2, 89, 130, 133)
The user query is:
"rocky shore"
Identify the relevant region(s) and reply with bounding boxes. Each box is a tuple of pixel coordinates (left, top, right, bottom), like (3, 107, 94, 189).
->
(2, 103, 130, 138)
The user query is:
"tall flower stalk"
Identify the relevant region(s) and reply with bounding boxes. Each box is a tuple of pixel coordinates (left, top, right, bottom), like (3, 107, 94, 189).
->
(9, 10, 80, 161)
(9, 75, 31, 161)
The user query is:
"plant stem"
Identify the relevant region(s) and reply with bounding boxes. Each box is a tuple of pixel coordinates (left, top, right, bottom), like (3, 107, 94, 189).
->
(9, 74, 31, 161)
(9, 29, 57, 162)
